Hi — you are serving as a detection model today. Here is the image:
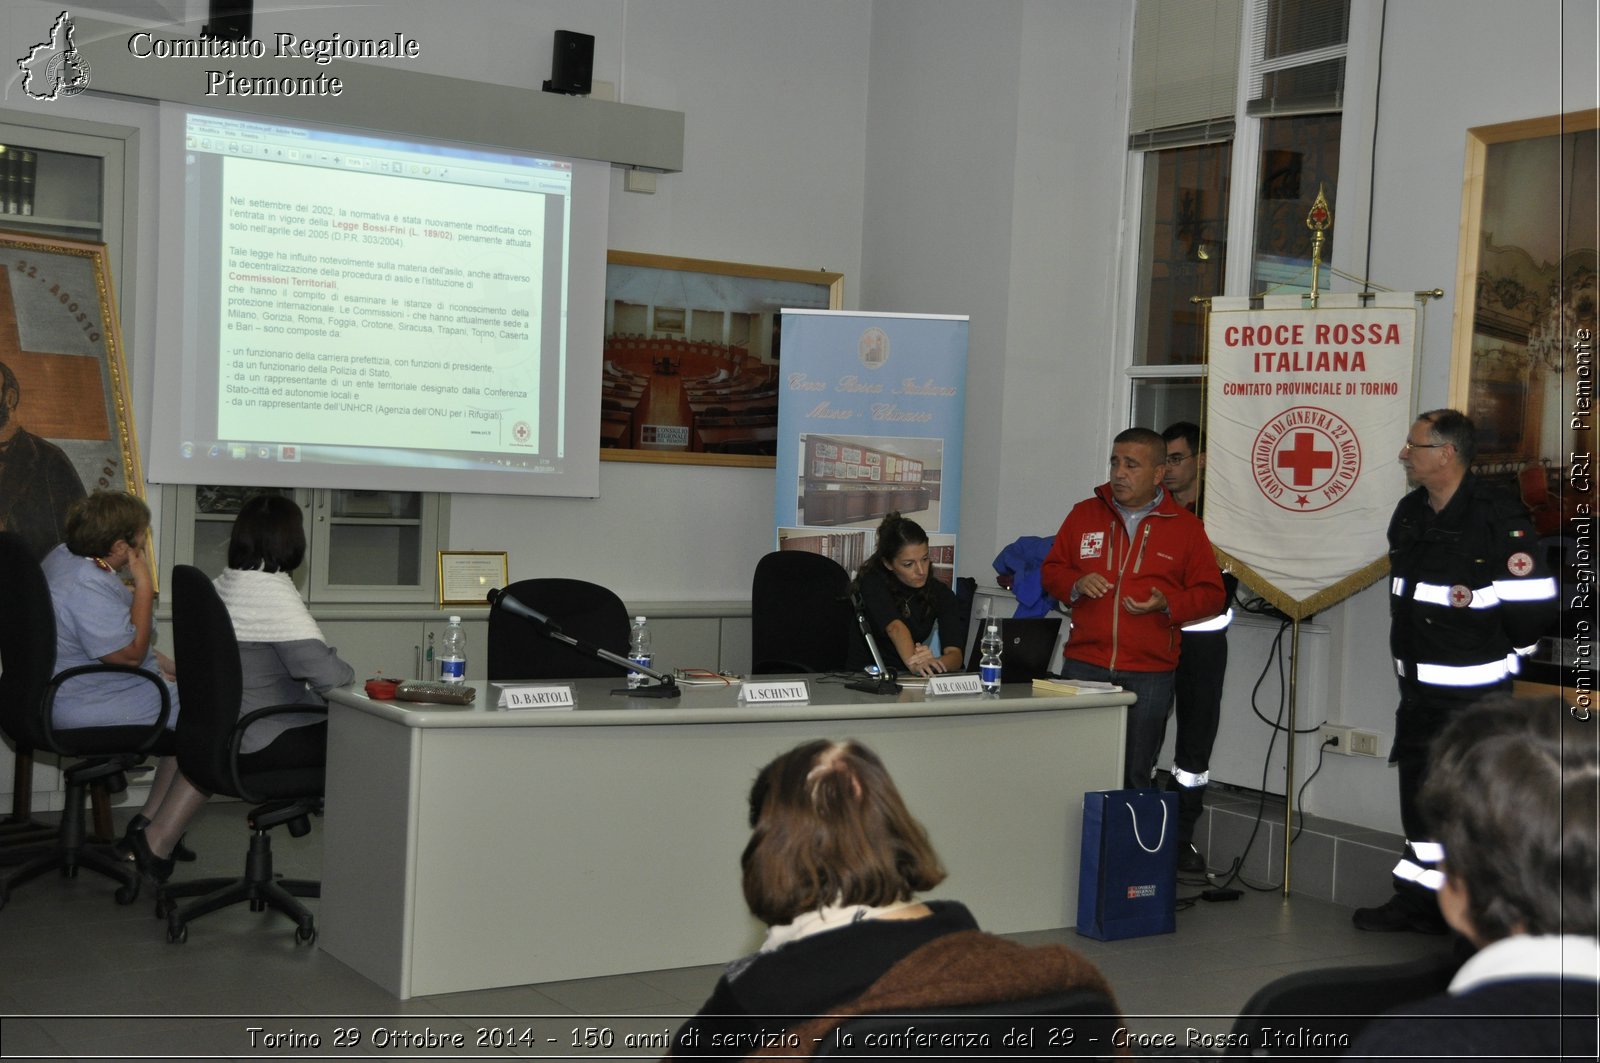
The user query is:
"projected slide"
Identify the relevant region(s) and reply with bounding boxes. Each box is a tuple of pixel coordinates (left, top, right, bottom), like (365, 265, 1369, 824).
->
(148, 106, 607, 498)
(217, 162, 545, 452)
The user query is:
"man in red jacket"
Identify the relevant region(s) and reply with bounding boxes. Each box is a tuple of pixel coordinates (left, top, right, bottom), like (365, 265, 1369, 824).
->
(1042, 427, 1225, 789)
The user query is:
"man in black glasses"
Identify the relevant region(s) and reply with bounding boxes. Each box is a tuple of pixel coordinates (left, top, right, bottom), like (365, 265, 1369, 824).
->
(1355, 408, 1558, 933)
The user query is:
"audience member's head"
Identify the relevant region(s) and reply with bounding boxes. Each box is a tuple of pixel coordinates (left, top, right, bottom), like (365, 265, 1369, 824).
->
(1415, 407, 1477, 469)
(62, 490, 149, 558)
(1422, 698, 1598, 946)
(741, 739, 945, 926)
(227, 494, 307, 573)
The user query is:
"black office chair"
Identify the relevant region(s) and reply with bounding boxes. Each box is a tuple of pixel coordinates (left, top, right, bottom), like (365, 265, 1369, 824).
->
(751, 550, 853, 674)
(487, 577, 630, 680)
(157, 564, 324, 944)
(1225, 949, 1462, 1055)
(812, 989, 1122, 1058)
(0, 532, 171, 909)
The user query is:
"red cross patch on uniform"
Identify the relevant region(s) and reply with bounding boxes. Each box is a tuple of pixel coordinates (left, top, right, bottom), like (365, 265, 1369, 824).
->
(1507, 552, 1534, 577)
(1080, 531, 1105, 560)
(1449, 585, 1473, 608)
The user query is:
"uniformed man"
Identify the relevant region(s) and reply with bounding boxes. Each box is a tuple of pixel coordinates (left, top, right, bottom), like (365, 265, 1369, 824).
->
(1354, 408, 1559, 932)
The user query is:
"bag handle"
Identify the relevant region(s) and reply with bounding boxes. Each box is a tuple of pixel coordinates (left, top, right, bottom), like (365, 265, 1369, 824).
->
(1124, 798, 1168, 853)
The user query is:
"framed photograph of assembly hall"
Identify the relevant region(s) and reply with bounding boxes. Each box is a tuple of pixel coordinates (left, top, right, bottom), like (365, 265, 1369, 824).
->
(1448, 108, 1596, 503)
(1, 230, 140, 561)
(601, 250, 843, 469)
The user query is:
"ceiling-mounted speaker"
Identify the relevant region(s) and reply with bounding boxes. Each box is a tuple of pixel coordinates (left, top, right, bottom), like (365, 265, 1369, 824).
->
(203, 0, 252, 41)
(543, 30, 594, 96)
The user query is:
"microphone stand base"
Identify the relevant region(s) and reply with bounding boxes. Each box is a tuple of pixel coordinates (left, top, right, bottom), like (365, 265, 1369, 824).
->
(611, 680, 682, 699)
(845, 675, 902, 695)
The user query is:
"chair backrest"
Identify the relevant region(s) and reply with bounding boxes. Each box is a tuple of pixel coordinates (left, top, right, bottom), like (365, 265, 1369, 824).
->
(170, 564, 251, 797)
(0, 531, 58, 750)
(1226, 951, 1461, 1056)
(751, 550, 853, 674)
(812, 988, 1122, 1058)
(487, 578, 631, 680)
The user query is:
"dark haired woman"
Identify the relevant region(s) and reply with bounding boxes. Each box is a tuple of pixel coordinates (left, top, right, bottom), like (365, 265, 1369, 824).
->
(41, 490, 208, 881)
(671, 740, 978, 1056)
(213, 495, 352, 771)
(848, 512, 963, 676)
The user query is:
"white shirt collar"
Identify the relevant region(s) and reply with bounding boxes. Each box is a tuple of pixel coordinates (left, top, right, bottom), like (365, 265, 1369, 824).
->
(1450, 934, 1600, 994)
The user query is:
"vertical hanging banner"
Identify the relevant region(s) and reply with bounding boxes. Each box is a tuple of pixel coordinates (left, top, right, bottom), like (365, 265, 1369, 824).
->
(1205, 293, 1418, 618)
(773, 311, 968, 582)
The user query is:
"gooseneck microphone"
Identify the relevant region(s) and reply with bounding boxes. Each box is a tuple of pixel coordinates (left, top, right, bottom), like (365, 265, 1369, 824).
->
(486, 587, 563, 633)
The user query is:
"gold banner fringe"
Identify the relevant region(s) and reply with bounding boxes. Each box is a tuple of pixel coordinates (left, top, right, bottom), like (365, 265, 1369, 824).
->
(1215, 549, 1390, 622)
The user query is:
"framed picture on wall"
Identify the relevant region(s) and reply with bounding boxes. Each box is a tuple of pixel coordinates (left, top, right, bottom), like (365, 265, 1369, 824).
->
(1, 230, 140, 561)
(602, 251, 843, 469)
(1449, 109, 1597, 482)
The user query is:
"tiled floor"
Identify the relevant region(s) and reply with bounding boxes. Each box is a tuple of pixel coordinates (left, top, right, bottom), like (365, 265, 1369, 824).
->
(0, 799, 1451, 1060)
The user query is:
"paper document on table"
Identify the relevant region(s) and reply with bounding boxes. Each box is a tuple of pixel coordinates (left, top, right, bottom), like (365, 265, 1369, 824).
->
(1032, 677, 1121, 695)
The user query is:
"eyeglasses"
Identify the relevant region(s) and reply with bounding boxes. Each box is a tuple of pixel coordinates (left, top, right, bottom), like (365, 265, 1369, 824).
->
(1402, 440, 1448, 452)
(1164, 453, 1193, 467)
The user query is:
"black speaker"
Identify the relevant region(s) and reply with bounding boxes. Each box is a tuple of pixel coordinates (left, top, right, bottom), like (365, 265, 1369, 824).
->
(203, 0, 252, 41)
(543, 30, 594, 95)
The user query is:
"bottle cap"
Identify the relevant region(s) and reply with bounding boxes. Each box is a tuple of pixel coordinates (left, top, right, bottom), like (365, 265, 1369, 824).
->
(449, 615, 461, 623)
(634, 615, 646, 623)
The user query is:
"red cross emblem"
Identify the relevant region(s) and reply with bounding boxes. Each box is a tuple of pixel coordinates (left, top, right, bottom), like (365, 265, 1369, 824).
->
(1449, 585, 1472, 608)
(1250, 407, 1362, 513)
(1507, 552, 1534, 577)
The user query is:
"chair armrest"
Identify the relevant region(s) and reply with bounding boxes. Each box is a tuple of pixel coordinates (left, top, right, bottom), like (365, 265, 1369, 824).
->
(224, 702, 329, 801)
(40, 663, 173, 757)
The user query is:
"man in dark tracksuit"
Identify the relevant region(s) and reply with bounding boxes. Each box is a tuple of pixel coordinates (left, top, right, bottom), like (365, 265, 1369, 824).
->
(1354, 409, 1558, 932)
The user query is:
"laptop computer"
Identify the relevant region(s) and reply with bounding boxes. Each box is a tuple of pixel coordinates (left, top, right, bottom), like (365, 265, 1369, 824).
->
(966, 616, 1063, 683)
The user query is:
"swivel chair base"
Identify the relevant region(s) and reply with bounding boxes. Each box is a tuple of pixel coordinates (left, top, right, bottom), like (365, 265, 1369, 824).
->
(158, 799, 320, 944)
(0, 757, 141, 909)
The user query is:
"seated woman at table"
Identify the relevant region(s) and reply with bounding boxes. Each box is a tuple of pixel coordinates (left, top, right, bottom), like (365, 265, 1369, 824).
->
(41, 490, 207, 881)
(848, 512, 963, 676)
(213, 495, 353, 772)
(669, 739, 1115, 1059)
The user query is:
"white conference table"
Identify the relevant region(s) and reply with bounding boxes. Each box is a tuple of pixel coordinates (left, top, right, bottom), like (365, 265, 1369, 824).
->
(319, 675, 1132, 999)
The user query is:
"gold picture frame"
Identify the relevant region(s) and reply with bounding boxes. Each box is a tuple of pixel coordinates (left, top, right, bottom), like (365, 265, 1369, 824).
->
(1, 230, 141, 560)
(1449, 109, 1598, 477)
(437, 550, 509, 608)
(602, 250, 843, 469)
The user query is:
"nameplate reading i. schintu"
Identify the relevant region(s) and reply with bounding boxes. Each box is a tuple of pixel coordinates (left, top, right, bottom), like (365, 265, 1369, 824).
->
(739, 680, 810, 703)
(497, 685, 576, 710)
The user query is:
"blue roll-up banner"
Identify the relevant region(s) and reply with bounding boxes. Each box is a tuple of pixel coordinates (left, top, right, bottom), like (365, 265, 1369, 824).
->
(773, 310, 969, 581)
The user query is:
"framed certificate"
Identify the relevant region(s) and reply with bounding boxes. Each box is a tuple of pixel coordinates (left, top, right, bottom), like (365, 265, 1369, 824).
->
(437, 550, 508, 607)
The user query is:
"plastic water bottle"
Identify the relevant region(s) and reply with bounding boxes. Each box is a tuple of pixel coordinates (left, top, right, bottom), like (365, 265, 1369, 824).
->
(628, 616, 653, 689)
(439, 616, 467, 683)
(979, 622, 1002, 694)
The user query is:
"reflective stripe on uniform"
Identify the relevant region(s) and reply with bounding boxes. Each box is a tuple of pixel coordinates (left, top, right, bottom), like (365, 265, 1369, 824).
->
(1409, 656, 1514, 687)
(1494, 576, 1558, 602)
(1392, 858, 1445, 892)
(1410, 841, 1445, 864)
(1181, 608, 1233, 633)
(1410, 581, 1497, 609)
(1390, 577, 1406, 596)
(1170, 766, 1209, 788)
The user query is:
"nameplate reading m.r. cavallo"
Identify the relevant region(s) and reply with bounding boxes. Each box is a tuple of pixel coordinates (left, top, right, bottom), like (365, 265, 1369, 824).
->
(740, 681, 809, 703)
(927, 673, 983, 696)
(497, 685, 576, 710)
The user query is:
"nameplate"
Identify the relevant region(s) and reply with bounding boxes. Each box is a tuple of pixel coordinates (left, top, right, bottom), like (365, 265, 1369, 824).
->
(927, 673, 984, 696)
(497, 685, 576, 710)
(740, 680, 809, 703)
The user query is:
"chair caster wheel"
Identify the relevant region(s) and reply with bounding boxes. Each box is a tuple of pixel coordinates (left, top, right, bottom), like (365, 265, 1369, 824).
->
(115, 882, 140, 905)
(154, 896, 174, 919)
(296, 924, 317, 946)
(166, 923, 188, 944)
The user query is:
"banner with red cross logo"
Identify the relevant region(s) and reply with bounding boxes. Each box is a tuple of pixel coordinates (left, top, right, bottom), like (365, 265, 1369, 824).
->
(1204, 294, 1418, 618)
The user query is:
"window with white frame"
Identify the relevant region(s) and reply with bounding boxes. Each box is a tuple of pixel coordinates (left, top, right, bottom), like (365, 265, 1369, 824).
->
(1125, 0, 1352, 432)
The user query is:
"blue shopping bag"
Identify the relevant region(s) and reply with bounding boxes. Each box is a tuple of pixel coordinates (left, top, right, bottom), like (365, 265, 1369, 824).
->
(1075, 788, 1177, 941)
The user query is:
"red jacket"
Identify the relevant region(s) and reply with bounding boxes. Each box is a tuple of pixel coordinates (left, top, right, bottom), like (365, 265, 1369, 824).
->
(1041, 485, 1224, 673)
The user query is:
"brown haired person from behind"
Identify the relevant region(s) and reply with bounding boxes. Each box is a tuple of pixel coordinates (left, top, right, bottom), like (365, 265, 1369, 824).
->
(1348, 699, 1598, 1060)
(668, 740, 1116, 1060)
(41, 491, 208, 881)
(848, 512, 963, 677)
